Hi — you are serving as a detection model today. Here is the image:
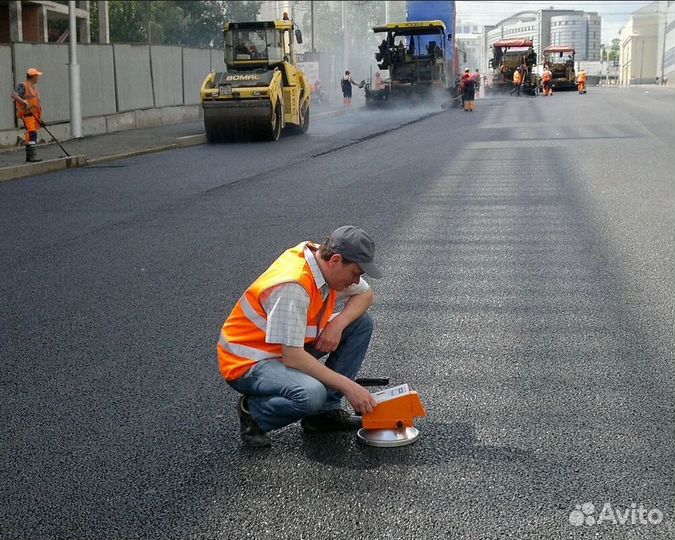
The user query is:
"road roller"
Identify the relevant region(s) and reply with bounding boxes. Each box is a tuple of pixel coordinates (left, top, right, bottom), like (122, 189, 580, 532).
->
(200, 20, 311, 142)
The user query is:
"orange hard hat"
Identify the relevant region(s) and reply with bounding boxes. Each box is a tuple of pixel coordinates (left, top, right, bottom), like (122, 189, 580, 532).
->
(26, 67, 43, 77)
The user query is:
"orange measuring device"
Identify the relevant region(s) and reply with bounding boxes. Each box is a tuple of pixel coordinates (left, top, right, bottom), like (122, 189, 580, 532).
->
(362, 391, 426, 430)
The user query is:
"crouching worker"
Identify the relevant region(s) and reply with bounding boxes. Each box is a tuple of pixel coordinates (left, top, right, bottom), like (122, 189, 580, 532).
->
(217, 226, 382, 447)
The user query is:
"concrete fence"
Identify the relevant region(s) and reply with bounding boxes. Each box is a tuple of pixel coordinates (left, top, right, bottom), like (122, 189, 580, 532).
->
(1, 42, 225, 146)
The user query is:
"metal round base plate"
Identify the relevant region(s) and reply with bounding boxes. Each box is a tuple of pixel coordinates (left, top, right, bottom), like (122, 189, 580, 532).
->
(357, 427, 420, 447)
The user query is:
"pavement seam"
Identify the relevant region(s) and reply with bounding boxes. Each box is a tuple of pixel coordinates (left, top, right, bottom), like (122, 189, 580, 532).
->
(310, 110, 444, 158)
(201, 110, 445, 196)
(0, 108, 348, 181)
(0, 107, 398, 182)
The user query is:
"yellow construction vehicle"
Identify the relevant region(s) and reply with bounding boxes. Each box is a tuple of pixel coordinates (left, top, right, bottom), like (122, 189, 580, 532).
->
(200, 20, 310, 142)
(365, 21, 457, 106)
(488, 38, 539, 95)
(542, 46, 577, 91)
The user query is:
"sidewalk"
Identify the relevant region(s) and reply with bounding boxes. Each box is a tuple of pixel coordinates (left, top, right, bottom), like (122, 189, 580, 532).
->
(0, 100, 344, 182)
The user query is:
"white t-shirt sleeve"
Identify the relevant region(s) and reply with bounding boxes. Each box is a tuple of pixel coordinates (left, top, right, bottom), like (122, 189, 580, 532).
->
(337, 277, 371, 301)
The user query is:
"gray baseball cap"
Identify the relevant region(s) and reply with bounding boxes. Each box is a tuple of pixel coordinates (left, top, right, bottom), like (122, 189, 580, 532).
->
(328, 225, 382, 279)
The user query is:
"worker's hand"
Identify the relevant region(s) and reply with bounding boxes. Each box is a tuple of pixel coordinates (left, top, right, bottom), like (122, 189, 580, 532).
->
(314, 319, 344, 353)
(343, 380, 378, 414)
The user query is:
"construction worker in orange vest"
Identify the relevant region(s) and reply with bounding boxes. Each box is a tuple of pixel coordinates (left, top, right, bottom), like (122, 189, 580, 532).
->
(217, 226, 382, 447)
(542, 67, 553, 96)
(510, 67, 523, 96)
(576, 68, 587, 94)
(11, 67, 44, 163)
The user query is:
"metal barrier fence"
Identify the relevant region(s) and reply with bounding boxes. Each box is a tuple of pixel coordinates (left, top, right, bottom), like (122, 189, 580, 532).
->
(1, 43, 225, 131)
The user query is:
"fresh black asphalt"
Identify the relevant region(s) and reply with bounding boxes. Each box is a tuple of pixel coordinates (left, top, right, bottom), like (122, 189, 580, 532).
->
(1, 86, 674, 539)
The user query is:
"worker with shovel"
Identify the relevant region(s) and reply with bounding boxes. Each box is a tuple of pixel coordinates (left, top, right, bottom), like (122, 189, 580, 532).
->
(11, 67, 44, 163)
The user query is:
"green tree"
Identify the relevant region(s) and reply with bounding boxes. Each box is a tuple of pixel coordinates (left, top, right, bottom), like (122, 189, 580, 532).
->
(90, 1, 100, 42)
(609, 38, 620, 62)
(164, 1, 227, 47)
(88, 0, 227, 47)
(601, 39, 620, 63)
(109, 1, 150, 43)
(222, 1, 262, 22)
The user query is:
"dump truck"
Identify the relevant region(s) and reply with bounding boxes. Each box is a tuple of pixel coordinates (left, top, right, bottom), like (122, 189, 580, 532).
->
(365, 20, 456, 106)
(542, 46, 577, 91)
(488, 38, 539, 94)
(200, 20, 310, 142)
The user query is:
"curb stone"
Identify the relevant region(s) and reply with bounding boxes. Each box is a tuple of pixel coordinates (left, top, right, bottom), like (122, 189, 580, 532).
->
(0, 155, 86, 183)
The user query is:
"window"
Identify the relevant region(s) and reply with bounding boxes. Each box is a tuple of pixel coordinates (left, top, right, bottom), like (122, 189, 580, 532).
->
(225, 27, 287, 64)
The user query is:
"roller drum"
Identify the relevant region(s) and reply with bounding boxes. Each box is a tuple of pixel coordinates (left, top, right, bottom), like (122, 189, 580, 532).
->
(203, 100, 280, 142)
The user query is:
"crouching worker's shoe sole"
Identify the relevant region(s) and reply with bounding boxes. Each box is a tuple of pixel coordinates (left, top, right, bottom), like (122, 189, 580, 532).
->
(238, 396, 271, 447)
(301, 409, 362, 432)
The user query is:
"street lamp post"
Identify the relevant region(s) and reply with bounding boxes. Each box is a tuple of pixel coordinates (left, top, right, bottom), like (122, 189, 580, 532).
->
(310, 0, 315, 52)
(68, 1, 82, 138)
(660, 6, 667, 83)
(342, 1, 348, 71)
(639, 37, 644, 84)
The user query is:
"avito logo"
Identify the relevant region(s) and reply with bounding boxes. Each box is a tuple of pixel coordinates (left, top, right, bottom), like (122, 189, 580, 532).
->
(569, 502, 664, 526)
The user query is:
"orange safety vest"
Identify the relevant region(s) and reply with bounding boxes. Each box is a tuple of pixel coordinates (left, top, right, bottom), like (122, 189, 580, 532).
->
(513, 71, 522, 85)
(16, 80, 42, 120)
(577, 72, 586, 83)
(542, 71, 552, 82)
(217, 242, 337, 381)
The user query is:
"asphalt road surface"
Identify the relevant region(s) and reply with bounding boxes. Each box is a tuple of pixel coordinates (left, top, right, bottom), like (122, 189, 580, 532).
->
(2, 86, 674, 540)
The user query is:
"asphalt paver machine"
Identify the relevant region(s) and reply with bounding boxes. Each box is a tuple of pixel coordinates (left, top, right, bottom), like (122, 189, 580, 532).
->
(488, 38, 539, 95)
(365, 21, 456, 106)
(542, 46, 577, 91)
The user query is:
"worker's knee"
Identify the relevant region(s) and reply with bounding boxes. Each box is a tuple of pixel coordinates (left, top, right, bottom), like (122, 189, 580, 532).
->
(289, 379, 327, 416)
(350, 312, 374, 337)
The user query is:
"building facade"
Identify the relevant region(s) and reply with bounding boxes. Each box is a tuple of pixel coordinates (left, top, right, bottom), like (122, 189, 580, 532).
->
(662, 0, 675, 84)
(456, 18, 483, 73)
(484, 8, 601, 66)
(0, 0, 91, 43)
(457, 34, 481, 73)
(550, 13, 601, 61)
(486, 11, 541, 55)
(619, 2, 668, 85)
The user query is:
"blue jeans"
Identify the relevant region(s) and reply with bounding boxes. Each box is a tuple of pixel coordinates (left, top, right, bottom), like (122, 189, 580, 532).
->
(227, 313, 374, 432)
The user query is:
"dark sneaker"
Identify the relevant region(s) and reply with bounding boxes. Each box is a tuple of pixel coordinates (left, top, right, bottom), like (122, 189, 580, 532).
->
(237, 396, 271, 447)
(301, 409, 362, 432)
